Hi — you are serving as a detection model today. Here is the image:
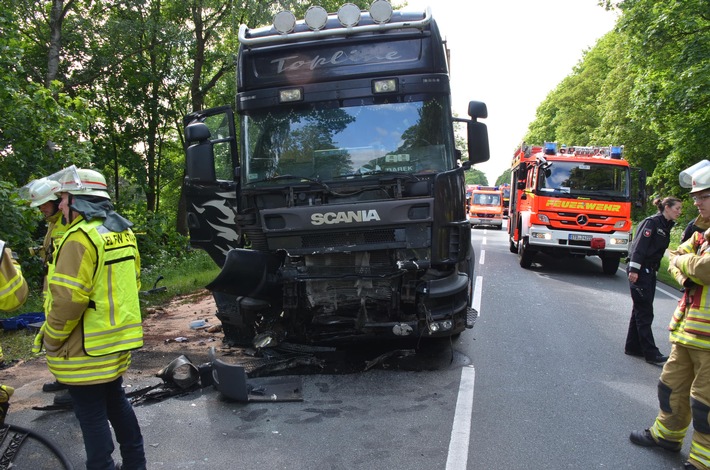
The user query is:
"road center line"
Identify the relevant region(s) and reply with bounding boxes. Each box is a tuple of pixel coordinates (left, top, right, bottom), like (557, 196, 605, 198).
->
(446, 365, 476, 470)
(479, 249, 485, 265)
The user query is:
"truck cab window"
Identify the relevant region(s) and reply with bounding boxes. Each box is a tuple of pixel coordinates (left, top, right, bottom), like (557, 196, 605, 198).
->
(242, 97, 452, 185)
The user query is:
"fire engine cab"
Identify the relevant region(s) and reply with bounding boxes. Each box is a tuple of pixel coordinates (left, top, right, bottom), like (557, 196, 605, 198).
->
(508, 142, 644, 274)
(468, 185, 504, 229)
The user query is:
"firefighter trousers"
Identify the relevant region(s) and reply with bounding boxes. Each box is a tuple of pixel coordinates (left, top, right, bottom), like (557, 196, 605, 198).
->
(625, 268, 661, 359)
(650, 343, 710, 470)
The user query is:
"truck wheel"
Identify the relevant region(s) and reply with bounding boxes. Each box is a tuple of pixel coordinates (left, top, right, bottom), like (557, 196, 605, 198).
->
(518, 237, 535, 269)
(601, 255, 620, 275)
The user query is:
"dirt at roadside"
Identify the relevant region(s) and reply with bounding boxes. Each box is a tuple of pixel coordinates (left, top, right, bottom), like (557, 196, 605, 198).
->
(4, 289, 226, 411)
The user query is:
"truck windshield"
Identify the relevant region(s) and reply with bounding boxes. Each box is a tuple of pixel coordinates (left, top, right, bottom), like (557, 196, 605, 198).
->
(242, 97, 452, 185)
(537, 161, 630, 199)
(473, 194, 501, 205)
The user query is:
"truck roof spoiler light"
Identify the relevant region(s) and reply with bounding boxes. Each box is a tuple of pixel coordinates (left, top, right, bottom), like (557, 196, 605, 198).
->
(273, 11, 297, 34)
(373, 78, 398, 93)
(338, 3, 361, 27)
(305, 6, 328, 31)
(279, 88, 303, 103)
(369, 0, 394, 24)
(240, 4, 431, 46)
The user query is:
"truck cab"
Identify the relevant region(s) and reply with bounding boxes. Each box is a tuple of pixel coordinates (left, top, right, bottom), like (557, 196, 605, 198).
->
(183, 4, 490, 346)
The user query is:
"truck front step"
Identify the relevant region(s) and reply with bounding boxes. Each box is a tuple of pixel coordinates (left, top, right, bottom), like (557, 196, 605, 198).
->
(466, 307, 478, 329)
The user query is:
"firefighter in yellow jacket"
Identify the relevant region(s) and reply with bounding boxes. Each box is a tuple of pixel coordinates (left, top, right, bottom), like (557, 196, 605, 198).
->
(23, 176, 70, 394)
(0, 241, 29, 365)
(34, 167, 146, 470)
(0, 242, 28, 313)
(630, 163, 710, 470)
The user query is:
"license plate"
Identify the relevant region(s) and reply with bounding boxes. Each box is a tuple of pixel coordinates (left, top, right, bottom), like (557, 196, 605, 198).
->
(569, 234, 592, 241)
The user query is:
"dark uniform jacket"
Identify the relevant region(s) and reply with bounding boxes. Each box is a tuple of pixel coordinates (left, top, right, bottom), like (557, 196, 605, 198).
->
(681, 215, 710, 243)
(628, 212, 675, 274)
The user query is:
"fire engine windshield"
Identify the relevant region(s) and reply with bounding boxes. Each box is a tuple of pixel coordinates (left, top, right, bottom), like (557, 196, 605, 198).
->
(473, 194, 501, 205)
(537, 161, 630, 200)
(242, 97, 453, 185)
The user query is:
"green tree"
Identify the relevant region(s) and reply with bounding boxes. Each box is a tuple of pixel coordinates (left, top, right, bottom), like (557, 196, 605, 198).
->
(465, 169, 488, 185)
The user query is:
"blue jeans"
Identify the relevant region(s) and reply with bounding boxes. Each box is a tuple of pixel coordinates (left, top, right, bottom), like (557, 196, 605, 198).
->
(67, 377, 146, 470)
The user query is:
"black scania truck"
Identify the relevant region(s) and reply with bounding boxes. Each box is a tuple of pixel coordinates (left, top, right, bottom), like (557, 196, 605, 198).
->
(182, 3, 490, 347)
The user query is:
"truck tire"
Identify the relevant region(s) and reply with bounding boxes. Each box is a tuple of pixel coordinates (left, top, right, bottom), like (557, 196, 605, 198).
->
(518, 237, 535, 269)
(601, 255, 621, 275)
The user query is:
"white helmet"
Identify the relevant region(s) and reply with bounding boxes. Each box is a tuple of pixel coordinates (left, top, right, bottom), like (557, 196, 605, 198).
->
(61, 168, 110, 200)
(23, 178, 61, 207)
(679, 160, 710, 194)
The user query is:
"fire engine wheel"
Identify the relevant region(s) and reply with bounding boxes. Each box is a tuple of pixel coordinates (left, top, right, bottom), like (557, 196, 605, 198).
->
(518, 237, 535, 269)
(601, 255, 621, 275)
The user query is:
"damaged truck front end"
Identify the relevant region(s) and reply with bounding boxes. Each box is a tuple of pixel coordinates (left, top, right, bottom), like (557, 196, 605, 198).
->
(182, 6, 490, 347)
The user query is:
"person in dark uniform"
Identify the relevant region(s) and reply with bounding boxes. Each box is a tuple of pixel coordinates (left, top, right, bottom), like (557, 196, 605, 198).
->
(625, 196, 682, 364)
(681, 212, 710, 243)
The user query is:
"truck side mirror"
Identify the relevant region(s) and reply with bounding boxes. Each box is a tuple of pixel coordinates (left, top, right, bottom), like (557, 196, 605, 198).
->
(185, 123, 217, 183)
(466, 101, 490, 164)
(467, 122, 490, 164)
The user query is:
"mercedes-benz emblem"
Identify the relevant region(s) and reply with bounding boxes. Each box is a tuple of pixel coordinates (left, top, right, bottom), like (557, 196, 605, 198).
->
(576, 214, 588, 226)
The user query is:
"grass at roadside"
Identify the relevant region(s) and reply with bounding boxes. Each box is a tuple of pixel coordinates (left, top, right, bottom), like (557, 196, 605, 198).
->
(0, 249, 221, 365)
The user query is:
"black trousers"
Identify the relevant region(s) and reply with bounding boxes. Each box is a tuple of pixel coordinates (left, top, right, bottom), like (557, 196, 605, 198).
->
(625, 267, 661, 359)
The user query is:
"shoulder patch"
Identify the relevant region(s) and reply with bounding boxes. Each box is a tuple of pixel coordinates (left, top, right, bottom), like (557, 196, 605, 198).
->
(643, 228, 652, 237)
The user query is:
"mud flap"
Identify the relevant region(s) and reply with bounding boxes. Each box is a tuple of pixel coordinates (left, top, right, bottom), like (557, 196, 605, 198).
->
(206, 248, 282, 297)
(208, 348, 303, 403)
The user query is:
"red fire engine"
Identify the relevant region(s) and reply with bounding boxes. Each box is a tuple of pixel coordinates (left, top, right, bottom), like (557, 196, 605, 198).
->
(508, 142, 645, 274)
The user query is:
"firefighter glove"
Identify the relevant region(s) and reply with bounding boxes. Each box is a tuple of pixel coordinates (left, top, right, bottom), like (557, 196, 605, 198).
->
(31, 323, 46, 354)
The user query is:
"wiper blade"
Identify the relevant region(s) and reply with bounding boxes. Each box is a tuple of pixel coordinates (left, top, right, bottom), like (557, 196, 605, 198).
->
(246, 174, 315, 186)
(245, 174, 357, 196)
(334, 170, 420, 181)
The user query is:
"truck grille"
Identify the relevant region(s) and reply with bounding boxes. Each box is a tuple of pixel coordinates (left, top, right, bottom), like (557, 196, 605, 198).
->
(301, 229, 396, 248)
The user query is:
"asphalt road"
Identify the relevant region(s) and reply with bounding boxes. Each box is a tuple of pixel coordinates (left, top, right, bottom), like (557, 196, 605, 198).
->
(4, 223, 690, 470)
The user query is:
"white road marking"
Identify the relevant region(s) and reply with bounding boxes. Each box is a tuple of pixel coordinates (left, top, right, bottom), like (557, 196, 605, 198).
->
(446, 365, 476, 470)
(616, 267, 682, 301)
(479, 250, 485, 265)
(657, 285, 681, 300)
(473, 276, 482, 317)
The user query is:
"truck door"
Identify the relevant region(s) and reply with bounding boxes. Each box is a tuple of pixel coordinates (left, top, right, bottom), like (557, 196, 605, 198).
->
(183, 106, 240, 267)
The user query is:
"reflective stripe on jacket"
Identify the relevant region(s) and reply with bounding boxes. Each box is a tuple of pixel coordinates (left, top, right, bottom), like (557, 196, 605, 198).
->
(668, 231, 710, 349)
(0, 247, 28, 312)
(44, 216, 143, 384)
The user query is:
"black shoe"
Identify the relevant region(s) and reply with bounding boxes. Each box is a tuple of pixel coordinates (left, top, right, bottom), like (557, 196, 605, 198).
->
(53, 392, 72, 406)
(625, 350, 644, 358)
(645, 355, 668, 365)
(629, 429, 681, 452)
(42, 381, 67, 392)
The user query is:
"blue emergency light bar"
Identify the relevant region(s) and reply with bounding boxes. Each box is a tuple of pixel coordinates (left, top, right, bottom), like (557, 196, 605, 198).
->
(544, 142, 557, 155)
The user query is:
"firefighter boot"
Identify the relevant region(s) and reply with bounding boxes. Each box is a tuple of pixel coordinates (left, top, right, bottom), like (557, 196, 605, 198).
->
(629, 429, 682, 452)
